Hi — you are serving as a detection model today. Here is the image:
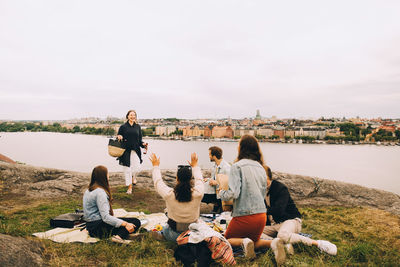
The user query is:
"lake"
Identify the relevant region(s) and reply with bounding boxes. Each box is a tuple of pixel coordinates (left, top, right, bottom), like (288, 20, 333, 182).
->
(0, 132, 399, 195)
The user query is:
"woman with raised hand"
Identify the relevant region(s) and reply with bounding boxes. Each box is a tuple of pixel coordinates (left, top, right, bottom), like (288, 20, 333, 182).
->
(117, 110, 148, 194)
(150, 152, 204, 242)
(219, 135, 286, 264)
(83, 165, 140, 244)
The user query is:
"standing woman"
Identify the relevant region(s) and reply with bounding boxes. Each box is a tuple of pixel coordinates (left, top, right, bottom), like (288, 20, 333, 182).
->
(117, 110, 148, 194)
(219, 135, 285, 264)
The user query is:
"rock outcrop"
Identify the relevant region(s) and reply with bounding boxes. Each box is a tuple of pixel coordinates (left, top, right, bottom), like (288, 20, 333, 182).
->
(0, 161, 399, 215)
(0, 234, 44, 267)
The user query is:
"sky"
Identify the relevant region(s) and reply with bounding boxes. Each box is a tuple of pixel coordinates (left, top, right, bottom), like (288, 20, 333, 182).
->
(1, 0, 400, 120)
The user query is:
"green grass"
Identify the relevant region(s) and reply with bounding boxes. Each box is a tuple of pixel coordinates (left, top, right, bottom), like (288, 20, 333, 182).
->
(1, 198, 399, 266)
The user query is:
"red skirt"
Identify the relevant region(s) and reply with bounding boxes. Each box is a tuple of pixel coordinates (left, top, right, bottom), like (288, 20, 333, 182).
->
(224, 213, 266, 242)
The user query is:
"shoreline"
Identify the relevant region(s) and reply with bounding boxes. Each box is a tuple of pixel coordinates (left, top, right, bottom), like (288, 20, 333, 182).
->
(2, 131, 400, 146)
(144, 136, 400, 146)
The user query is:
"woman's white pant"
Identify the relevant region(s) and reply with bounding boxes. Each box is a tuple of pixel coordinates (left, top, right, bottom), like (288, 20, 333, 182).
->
(123, 151, 141, 186)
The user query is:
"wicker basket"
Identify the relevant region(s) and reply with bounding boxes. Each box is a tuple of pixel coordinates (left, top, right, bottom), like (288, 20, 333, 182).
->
(217, 174, 233, 211)
(108, 139, 125, 157)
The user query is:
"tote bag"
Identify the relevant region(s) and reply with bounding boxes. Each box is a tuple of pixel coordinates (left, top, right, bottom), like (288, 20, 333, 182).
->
(108, 139, 125, 157)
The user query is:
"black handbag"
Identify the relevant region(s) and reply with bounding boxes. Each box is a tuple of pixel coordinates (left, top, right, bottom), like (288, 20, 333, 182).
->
(108, 139, 125, 157)
(50, 211, 85, 228)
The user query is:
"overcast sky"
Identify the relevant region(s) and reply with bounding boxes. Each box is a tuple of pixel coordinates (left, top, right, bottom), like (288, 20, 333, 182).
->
(1, 0, 400, 120)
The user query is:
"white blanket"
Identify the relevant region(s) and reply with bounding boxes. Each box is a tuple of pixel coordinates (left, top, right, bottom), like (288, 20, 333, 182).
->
(33, 209, 168, 243)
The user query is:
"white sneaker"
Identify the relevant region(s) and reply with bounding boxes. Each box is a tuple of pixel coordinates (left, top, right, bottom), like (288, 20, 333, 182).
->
(317, 240, 337, 255)
(285, 243, 294, 255)
(126, 188, 132, 194)
(271, 238, 286, 265)
(241, 238, 256, 259)
(111, 235, 131, 245)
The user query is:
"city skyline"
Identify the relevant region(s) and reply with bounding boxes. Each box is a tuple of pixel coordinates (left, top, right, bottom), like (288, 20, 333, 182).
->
(1, 1, 400, 120)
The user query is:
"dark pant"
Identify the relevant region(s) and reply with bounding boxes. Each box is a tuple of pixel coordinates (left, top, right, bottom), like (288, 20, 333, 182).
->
(87, 217, 140, 239)
(201, 194, 223, 213)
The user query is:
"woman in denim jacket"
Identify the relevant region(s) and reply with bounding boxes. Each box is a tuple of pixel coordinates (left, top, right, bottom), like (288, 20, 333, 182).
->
(219, 135, 286, 263)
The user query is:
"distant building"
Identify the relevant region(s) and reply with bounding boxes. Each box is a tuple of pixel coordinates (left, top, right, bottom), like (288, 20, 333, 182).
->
(295, 127, 326, 139)
(183, 126, 204, 137)
(234, 127, 256, 137)
(212, 126, 234, 138)
(273, 126, 285, 139)
(255, 110, 261, 120)
(326, 128, 342, 137)
(155, 125, 177, 136)
(204, 126, 213, 138)
(256, 128, 274, 138)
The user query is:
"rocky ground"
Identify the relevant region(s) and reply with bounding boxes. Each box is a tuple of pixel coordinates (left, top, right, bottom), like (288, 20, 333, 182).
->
(1, 161, 399, 215)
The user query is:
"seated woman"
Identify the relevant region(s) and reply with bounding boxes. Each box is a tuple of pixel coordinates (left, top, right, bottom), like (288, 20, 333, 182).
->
(83, 165, 140, 243)
(149, 153, 204, 242)
(219, 135, 285, 263)
(263, 165, 337, 257)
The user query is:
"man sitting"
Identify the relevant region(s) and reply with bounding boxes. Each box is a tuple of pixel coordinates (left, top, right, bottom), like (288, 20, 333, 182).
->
(202, 146, 230, 213)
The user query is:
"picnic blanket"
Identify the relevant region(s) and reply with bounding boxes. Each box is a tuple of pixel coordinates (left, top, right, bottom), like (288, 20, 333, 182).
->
(33, 209, 168, 243)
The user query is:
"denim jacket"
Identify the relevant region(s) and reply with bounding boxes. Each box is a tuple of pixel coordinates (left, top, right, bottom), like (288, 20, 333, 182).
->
(83, 188, 124, 227)
(219, 159, 267, 217)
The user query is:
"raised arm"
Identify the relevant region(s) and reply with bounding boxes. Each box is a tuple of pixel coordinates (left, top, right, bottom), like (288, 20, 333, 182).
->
(150, 153, 172, 198)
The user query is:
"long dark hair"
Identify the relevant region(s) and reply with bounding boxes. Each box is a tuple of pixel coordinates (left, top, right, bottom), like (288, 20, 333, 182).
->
(88, 165, 114, 215)
(236, 134, 265, 165)
(174, 167, 193, 202)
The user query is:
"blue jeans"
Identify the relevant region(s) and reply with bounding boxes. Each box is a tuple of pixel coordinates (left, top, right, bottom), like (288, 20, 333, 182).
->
(161, 224, 182, 242)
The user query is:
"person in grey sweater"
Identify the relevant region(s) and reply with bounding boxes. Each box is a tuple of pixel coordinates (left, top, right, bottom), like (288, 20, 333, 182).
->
(83, 165, 140, 244)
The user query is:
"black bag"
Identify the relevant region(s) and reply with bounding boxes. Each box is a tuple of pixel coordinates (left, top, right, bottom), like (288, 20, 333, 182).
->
(50, 211, 85, 228)
(108, 139, 126, 157)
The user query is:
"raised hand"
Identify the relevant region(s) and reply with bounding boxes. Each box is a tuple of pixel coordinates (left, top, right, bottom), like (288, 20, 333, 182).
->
(187, 152, 198, 167)
(149, 153, 160, 166)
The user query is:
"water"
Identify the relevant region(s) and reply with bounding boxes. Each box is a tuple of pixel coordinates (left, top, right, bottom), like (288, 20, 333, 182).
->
(1, 132, 399, 195)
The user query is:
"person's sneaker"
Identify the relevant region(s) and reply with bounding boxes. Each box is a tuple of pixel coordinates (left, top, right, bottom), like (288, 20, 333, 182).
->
(111, 235, 131, 244)
(126, 188, 132, 194)
(285, 243, 294, 255)
(241, 238, 256, 259)
(271, 238, 286, 265)
(317, 240, 337, 255)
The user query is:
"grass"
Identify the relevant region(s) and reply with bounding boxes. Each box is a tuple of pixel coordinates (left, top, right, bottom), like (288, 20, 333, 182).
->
(1, 187, 399, 266)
